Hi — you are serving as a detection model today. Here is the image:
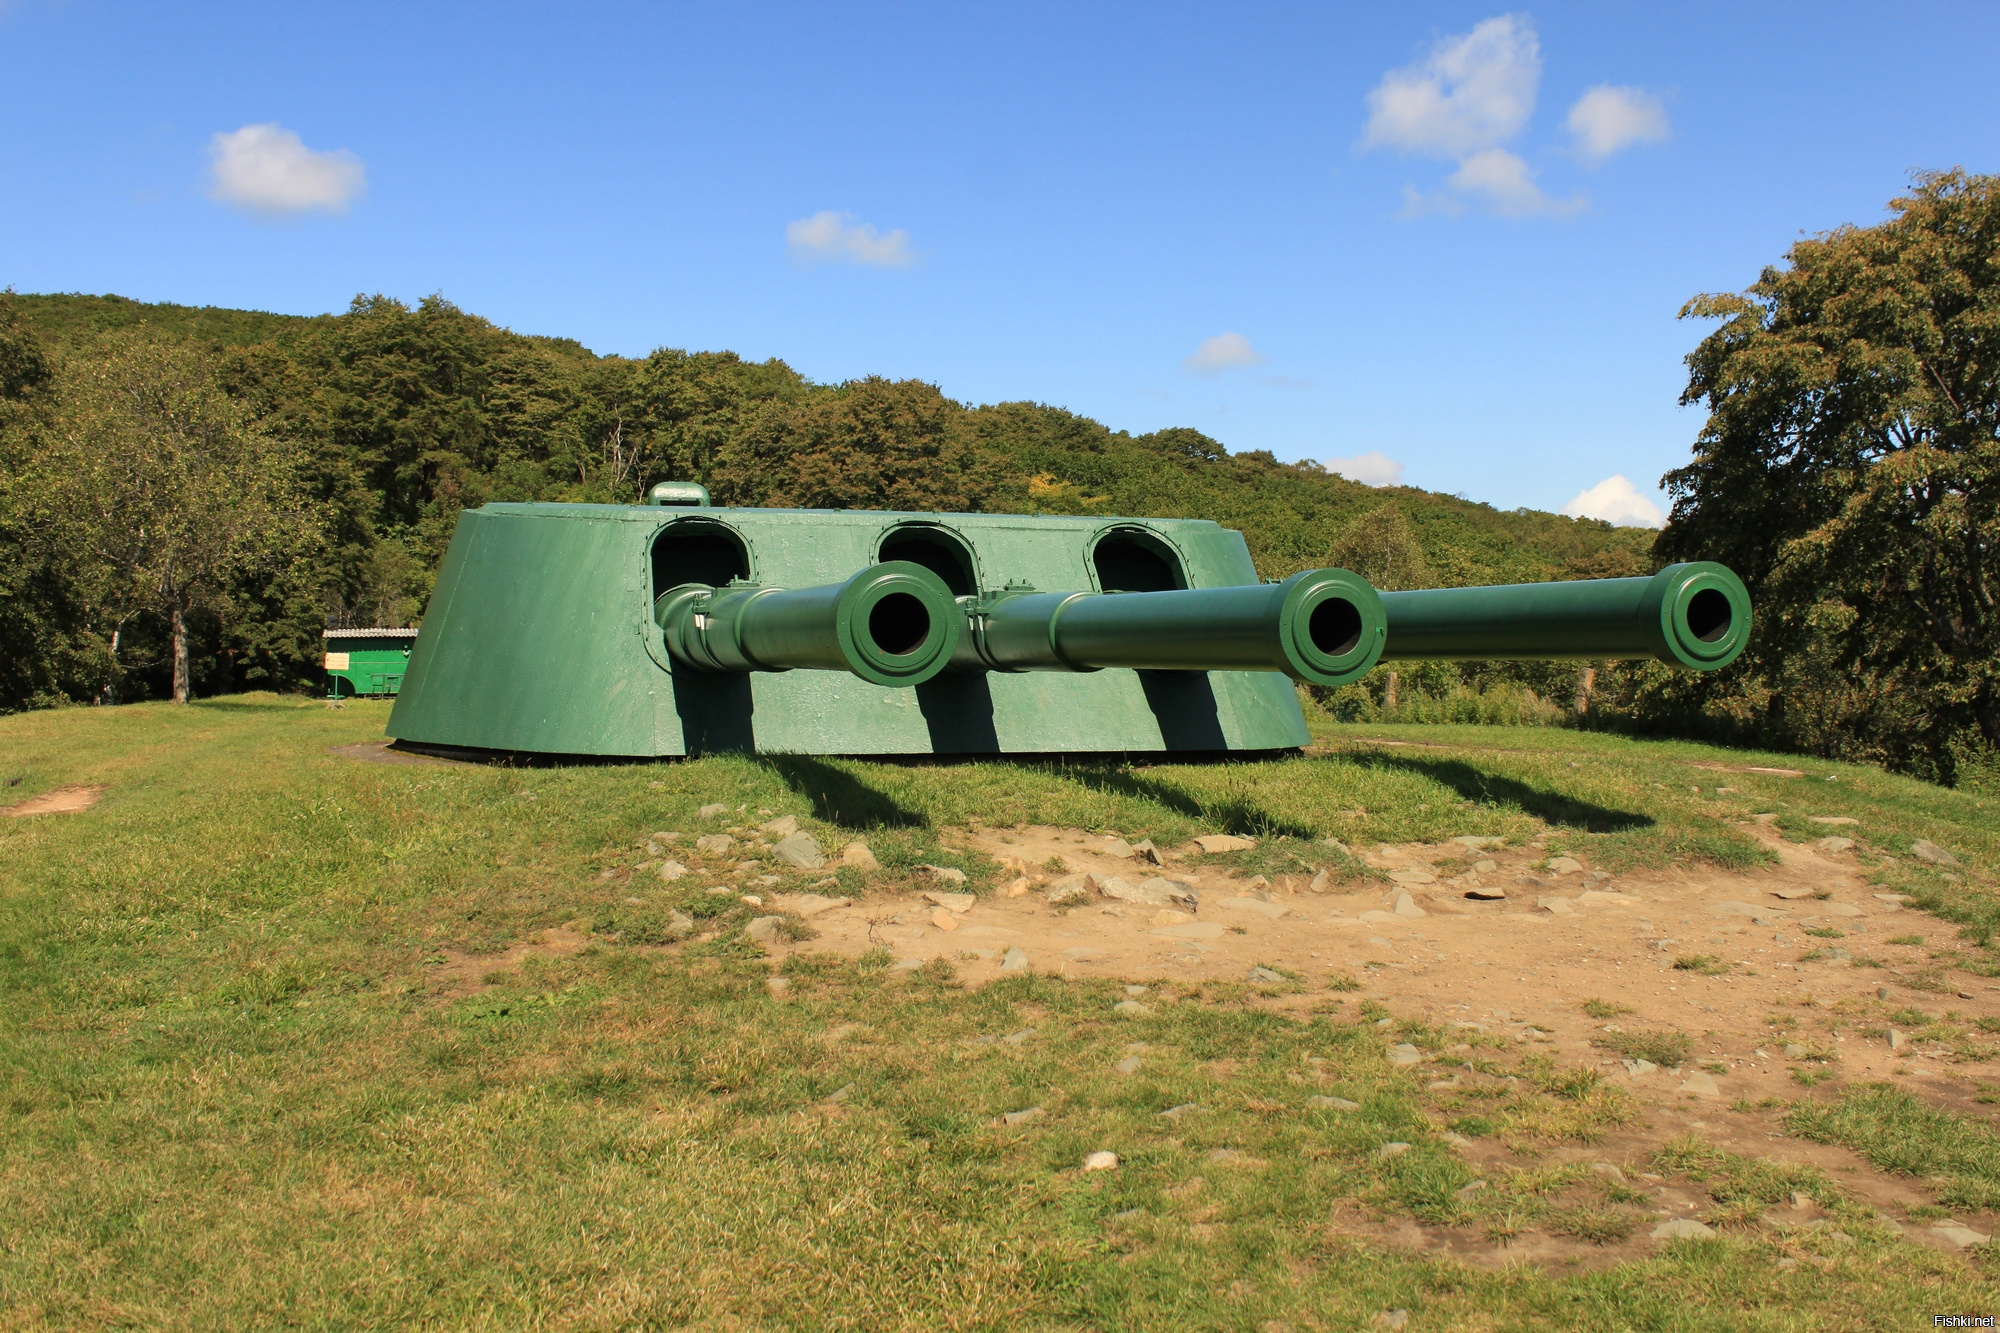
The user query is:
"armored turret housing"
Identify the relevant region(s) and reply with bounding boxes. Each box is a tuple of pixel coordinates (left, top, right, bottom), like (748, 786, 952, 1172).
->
(386, 485, 1749, 758)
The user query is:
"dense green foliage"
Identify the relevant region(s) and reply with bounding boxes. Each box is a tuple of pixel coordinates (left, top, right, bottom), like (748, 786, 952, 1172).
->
(0, 289, 1648, 708)
(1630, 170, 2000, 786)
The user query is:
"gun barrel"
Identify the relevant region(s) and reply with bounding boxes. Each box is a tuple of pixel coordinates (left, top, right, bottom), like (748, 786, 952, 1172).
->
(956, 568, 1386, 686)
(656, 560, 961, 686)
(1380, 561, 1751, 670)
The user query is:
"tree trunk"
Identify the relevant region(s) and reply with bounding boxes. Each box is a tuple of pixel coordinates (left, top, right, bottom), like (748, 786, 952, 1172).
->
(171, 604, 191, 704)
(1573, 666, 1596, 715)
(1384, 671, 1398, 711)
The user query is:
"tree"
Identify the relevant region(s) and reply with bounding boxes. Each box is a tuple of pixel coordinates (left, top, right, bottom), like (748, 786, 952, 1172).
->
(712, 376, 997, 512)
(1659, 169, 2000, 779)
(35, 335, 319, 702)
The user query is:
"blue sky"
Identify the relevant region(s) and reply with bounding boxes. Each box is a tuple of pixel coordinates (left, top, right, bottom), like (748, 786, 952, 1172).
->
(3, 3, 1995, 522)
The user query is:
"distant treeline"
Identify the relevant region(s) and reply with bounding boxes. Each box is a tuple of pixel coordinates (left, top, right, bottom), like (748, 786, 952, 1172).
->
(1, 170, 1994, 785)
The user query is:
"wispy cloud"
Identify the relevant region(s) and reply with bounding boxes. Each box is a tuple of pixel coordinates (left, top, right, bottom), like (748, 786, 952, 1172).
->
(207, 123, 364, 217)
(1326, 450, 1406, 487)
(1181, 332, 1264, 375)
(1362, 15, 1539, 159)
(785, 211, 914, 267)
(1445, 148, 1584, 218)
(1566, 85, 1669, 164)
(1560, 474, 1665, 527)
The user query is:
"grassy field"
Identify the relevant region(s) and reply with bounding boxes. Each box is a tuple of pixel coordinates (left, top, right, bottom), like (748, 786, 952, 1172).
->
(3, 695, 1997, 1330)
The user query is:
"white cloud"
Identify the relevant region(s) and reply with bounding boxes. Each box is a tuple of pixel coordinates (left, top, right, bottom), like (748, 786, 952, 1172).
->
(1362, 15, 1540, 159)
(1445, 149, 1585, 218)
(1326, 450, 1406, 487)
(207, 123, 364, 216)
(1561, 474, 1665, 527)
(1566, 85, 1669, 164)
(784, 211, 914, 267)
(1181, 332, 1265, 375)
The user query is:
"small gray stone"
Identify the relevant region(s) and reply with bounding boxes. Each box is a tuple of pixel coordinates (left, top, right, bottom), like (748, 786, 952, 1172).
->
(1158, 1102, 1200, 1118)
(1622, 1058, 1658, 1077)
(1450, 836, 1504, 850)
(1099, 837, 1136, 858)
(1000, 946, 1029, 972)
(1193, 834, 1257, 853)
(1464, 884, 1507, 900)
(1652, 1218, 1717, 1240)
(1815, 836, 1856, 853)
(1130, 838, 1163, 864)
(657, 859, 688, 882)
(1377, 1141, 1412, 1158)
(1082, 1150, 1118, 1171)
(1590, 1162, 1625, 1181)
(1115, 1056, 1142, 1075)
(1387, 1043, 1424, 1066)
(1888, 1028, 1907, 1050)
(768, 832, 822, 868)
(1911, 839, 1960, 867)
(1537, 895, 1576, 915)
(697, 803, 729, 819)
(759, 814, 800, 838)
(1392, 891, 1428, 919)
(1783, 1043, 1807, 1058)
(1547, 856, 1583, 874)
(1930, 1223, 1991, 1248)
(1309, 1095, 1360, 1111)
(824, 1083, 854, 1104)
(841, 841, 880, 871)
(743, 915, 786, 950)
(1114, 999, 1153, 1016)
(1247, 965, 1287, 984)
(1045, 873, 1093, 906)
(1455, 1180, 1489, 1199)
(920, 864, 968, 885)
(1000, 1106, 1044, 1126)
(695, 833, 736, 855)
(1678, 1072, 1722, 1098)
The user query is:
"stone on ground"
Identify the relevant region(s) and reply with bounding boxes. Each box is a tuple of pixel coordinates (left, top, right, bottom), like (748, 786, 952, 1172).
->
(1000, 1106, 1044, 1126)
(774, 892, 850, 918)
(771, 832, 824, 869)
(1537, 895, 1575, 915)
(1000, 946, 1029, 972)
(1809, 815, 1859, 826)
(1115, 1056, 1142, 1075)
(1392, 891, 1427, 919)
(1931, 1223, 1991, 1248)
(930, 909, 958, 932)
(1247, 966, 1287, 984)
(923, 891, 976, 913)
(1547, 856, 1583, 874)
(1082, 1151, 1119, 1171)
(697, 803, 730, 818)
(921, 864, 969, 885)
(1193, 834, 1257, 853)
(1652, 1218, 1717, 1240)
(1387, 1043, 1424, 1066)
(695, 833, 736, 855)
(759, 814, 799, 837)
(1464, 884, 1507, 900)
(657, 860, 688, 882)
(1678, 1072, 1722, 1098)
(1912, 838, 1960, 866)
(1114, 999, 1153, 1016)
(1815, 836, 1856, 853)
(743, 915, 786, 951)
(841, 841, 880, 871)
(1045, 874, 1093, 906)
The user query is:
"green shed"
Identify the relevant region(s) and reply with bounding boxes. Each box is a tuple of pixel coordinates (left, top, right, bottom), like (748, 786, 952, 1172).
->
(324, 628, 419, 699)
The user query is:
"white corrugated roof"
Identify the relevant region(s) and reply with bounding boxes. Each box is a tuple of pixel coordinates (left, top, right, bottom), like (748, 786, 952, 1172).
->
(321, 628, 419, 639)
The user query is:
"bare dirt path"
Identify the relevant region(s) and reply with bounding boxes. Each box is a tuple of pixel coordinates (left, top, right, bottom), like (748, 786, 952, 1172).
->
(762, 821, 2000, 1263)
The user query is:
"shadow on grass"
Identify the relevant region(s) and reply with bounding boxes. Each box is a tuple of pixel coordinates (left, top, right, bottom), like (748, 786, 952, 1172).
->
(762, 755, 928, 830)
(1030, 761, 1318, 839)
(1340, 751, 1652, 833)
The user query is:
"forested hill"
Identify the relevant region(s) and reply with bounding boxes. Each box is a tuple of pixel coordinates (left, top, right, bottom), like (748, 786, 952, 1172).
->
(0, 289, 1649, 707)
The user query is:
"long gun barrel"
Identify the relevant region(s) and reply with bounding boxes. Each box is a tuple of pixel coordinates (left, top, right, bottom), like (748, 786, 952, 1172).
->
(655, 561, 962, 686)
(952, 568, 1388, 687)
(1380, 561, 1751, 670)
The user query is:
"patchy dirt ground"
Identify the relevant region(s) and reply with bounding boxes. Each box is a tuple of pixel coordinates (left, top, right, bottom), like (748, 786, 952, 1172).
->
(3, 784, 105, 817)
(739, 820, 2000, 1266)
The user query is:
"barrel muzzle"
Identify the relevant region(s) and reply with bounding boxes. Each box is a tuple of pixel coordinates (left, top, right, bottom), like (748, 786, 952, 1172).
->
(1379, 560, 1752, 670)
(953, 567, 1387, 687)
(655, 560, 961, 686)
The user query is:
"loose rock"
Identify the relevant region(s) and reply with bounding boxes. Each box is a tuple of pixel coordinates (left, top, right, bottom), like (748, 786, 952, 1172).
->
(772, 832, 824, 869)
(1652, 1218, 1717, 1240)
(1193, 834, 1257, 853)
(1158, 1102, 1200, 1119)
(1247, 965, 1287, 984)
(1114, 999, 1153, 1016)
(1000, 946, 1029, 972)
(1931, 1223, 1991, 1248)
(924, 891, 977, 913)
(1131, 838, 1163, 865)
(1809, 815, 1859, 826)
(658, 860, 688, 882)
(1678, 1072, 1722, 1098)
(931, 909, 959, 932)
(1393, 891, 1427, 919)
(1115, 1056, 1142, 1075)
(1046, 875, 1093, 906)
(695, 833, 736, 855)
(1537, 895, 1575, 916)
(1464, 885, 1507, 901)
(1450, 836, 1504, 850)
(1000, 1106, 1044, 1126)
(1815, 836, 1856, 853)
(759, 814, 800, 838)
(1547, 856, 1583, 874)
(1083, 1151, 1119, 1171)
(697, 803, 729, 819)
(921, 864, 969, 885)
(1377, 1141, 1412, 1158)
(841, 841, 880, 871)
(1387, 1043, 1424, 1066)
(1912, 839, 1960, 867)
(743, 915, 786, 950)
